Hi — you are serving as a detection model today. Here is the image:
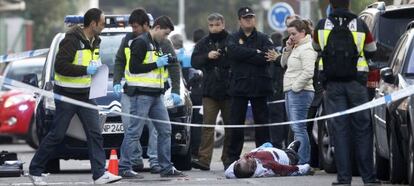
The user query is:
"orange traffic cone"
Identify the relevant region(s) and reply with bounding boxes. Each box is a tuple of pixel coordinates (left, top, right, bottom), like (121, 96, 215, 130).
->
(108, 149, 119, 175)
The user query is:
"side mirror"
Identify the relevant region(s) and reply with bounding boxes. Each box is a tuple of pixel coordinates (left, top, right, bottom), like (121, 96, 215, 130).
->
(22, 73, 39, 87)
(380, 67, 395, 84)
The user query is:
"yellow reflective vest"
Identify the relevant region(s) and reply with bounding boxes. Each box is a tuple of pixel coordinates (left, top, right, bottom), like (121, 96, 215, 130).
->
(54, 48, 99, 88)
(317, 18, 369, 73)
(124, 39, 169, 90)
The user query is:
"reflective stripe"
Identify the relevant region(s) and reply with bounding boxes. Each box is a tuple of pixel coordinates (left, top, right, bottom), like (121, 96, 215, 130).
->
(318, 19, 369, 72)
(54, 48, 99, 88)
(125, 47, 169, 89)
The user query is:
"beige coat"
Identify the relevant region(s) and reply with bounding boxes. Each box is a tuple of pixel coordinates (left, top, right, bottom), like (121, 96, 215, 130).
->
(281, 35, 317, 92)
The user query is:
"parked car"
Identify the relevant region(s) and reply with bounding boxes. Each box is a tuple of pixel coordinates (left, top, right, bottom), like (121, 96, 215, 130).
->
(371, 21, 414, 184)
(31, 15, 192, 172)
(312, 2, 414, 175)
(0, 57, 45, 149)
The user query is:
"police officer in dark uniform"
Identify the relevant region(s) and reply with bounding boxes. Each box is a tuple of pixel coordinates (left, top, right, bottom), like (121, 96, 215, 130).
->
(224, 7, 273, 169)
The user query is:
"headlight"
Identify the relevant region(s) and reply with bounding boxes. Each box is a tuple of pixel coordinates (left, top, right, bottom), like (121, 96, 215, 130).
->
(4, 94, 33, 108)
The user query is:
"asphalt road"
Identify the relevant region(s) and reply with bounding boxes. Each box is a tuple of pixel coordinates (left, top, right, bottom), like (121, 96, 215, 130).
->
(0, 141, 405, 186)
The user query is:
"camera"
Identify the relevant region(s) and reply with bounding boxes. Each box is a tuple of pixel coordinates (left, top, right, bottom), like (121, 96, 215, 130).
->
(167, 54, 178, 64)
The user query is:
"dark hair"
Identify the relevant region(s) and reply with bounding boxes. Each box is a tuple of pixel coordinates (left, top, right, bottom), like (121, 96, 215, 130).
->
(192, 28, 205, 43)
(153, 16, 174, 31)
(84, 8, 103, 27)
(129, 8, 149, 26)
(288, 19, 311, 35)
(233, 162, 254, 178)
(270, 31, 283, 47)
(329, 0, 350, 9)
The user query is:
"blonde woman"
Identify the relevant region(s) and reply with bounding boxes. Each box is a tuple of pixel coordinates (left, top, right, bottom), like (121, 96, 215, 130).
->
(280, 19, 317, 165)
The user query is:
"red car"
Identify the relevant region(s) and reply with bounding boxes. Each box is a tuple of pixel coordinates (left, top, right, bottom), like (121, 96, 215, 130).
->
(0, 57, 45, 149)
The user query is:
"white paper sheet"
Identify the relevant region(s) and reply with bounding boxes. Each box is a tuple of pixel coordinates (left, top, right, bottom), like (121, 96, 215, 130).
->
(89, 64, 108, 99)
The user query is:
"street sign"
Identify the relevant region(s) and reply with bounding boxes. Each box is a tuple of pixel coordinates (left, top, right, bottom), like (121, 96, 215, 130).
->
(267, 2, 295, 32)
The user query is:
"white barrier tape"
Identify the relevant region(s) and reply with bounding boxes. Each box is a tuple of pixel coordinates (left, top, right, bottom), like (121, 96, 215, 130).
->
(0, 48, 49, 64)
(192, 99, 285, 109)
(1, 76, 411, 128)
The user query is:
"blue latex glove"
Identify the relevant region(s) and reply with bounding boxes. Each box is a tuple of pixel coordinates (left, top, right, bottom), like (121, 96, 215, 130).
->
(176, 48, 185, 62)
(259, 142, 273, 149)
(87, 65, 98, 75)
(156, 55, 169, 67)
(113, 84, 122, 96)
(171, 93, 182, 105)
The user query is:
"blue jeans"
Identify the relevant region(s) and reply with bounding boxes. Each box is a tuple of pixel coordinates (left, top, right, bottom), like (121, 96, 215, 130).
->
(29, 99, 105, 180)
(119, 94, 172, 174)
(120, 94, 158, 168)
(285, 90, 314, 164)
(325, 81, 376, 183)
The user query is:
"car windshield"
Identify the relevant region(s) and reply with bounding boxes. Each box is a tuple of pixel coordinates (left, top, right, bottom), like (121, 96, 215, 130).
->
(5, 59, 44, 81)
(99, 33, 125, 76)
(378, 10, 414, 48)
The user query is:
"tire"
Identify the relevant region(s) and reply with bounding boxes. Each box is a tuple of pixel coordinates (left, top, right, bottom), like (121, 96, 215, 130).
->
(407, 130, 414, 185)
(389, 123, 405, 184)
(172, 148, 192, 171)
(45, 159, 60, 173)
(26, 118, 39, 149)
(318, 118, 336, 173)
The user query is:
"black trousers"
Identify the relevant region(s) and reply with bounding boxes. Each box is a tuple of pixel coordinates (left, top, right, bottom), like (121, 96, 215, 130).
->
(224, 96, 270, 166)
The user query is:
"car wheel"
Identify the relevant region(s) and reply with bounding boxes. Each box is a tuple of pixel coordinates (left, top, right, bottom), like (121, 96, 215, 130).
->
(45, 158, 60, 173)
(318, 118, 336, 173)
(408, 129, 414, 185)
(172, 148, 192, 171)
(388, 121, 405, 184)
(26, 117, 39, 149)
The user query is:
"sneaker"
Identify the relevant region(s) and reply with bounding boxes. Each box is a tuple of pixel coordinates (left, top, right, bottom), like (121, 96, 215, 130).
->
(150, 165, 162, 174)
(191, 159, 210, 171)
(132, 164, 144, 172)
(287, 140, 301, 153)
(94, 171, 122, 184)
(291, 164, 311, 176)
(120, 170, 144, 179)
(29, 174, 47, 186)
(160, 167, 186, 177)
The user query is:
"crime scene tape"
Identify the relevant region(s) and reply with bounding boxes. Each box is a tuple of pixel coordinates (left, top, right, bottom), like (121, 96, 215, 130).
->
(0, 75, 411, 128)
(0, 48, 49, 64)
(192, 99, 286, 109)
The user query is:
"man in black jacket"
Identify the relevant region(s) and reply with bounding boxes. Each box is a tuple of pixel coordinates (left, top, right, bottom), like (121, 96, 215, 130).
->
(113, 9, 180, 175)
(224, 7, 273, 169)
(190, 13, 232, 171)
(117, 15, 185, 178)
(29, 8, 121, 185)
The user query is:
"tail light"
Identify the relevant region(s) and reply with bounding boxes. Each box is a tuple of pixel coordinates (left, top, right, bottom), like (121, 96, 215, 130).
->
(367, 69, 380, 88)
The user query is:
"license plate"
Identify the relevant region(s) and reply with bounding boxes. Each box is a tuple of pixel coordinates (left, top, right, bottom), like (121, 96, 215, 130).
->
(102, 123, 124, 134)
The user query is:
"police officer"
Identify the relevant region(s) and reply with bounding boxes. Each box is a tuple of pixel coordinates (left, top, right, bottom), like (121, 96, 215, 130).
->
(113, 8, 180, 176)
(312, 0, 378, 185)
(224, 7, 273, 169)
(28, 8, 122, 185)
(117, 15, 185, 178)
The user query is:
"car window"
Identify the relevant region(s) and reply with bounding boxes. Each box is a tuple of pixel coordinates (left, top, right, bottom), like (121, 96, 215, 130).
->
(404, 35, 414, 74)
(99, 33, 125, 76)
(378, 10, 414, 48)
(5, 60, 44, 82)
(391, 34, 408, 75)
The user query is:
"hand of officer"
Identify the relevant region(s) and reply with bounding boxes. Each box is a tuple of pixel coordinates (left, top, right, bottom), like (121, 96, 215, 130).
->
(171, 93, 182, 106)
(156, 55, 169, 67)
(87, 64, 98, 75)
(113, 84, 122, 96)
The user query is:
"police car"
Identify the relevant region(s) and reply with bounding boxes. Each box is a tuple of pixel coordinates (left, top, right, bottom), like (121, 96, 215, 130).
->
(31, 15, 192, 172)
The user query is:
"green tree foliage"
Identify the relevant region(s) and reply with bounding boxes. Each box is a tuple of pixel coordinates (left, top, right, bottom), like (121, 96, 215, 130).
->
(25, 0, 78, 48)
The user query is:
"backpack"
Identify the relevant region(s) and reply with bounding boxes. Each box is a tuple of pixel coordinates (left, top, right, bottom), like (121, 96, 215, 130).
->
(322, 17, 360, 81)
